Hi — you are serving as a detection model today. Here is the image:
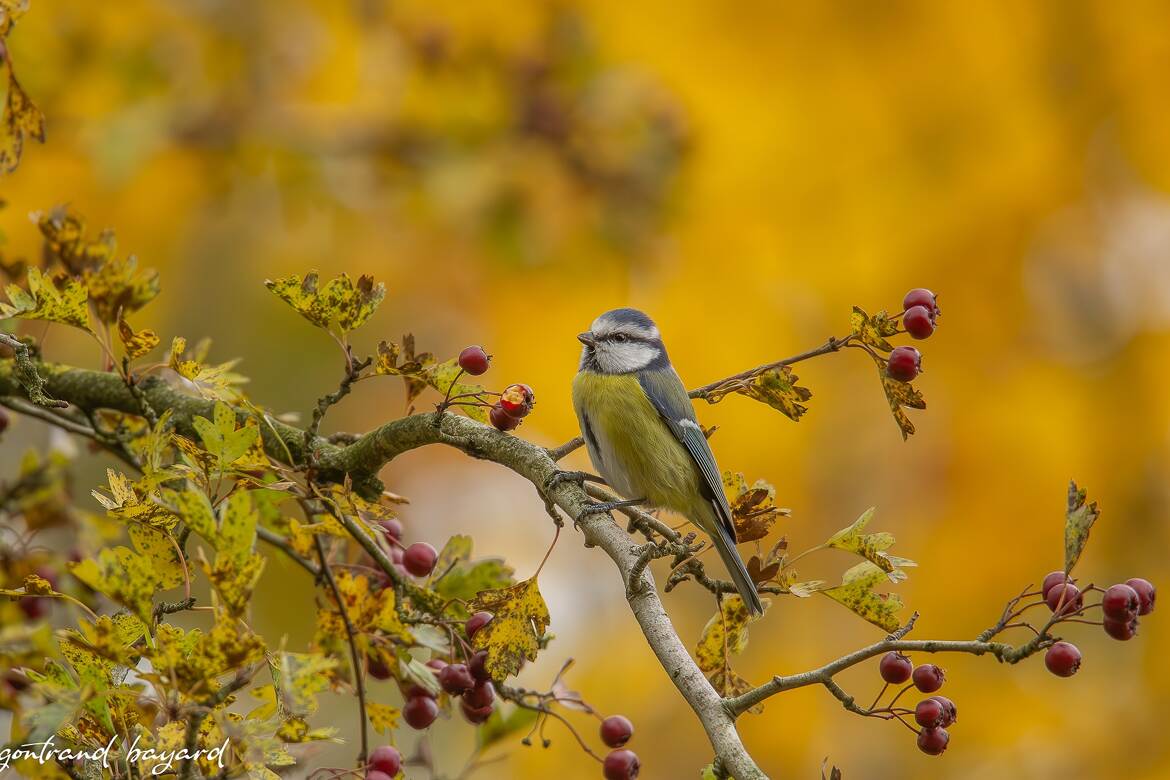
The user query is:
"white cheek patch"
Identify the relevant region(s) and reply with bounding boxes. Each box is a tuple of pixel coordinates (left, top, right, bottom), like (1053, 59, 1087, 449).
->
(597, 342, 658, 373)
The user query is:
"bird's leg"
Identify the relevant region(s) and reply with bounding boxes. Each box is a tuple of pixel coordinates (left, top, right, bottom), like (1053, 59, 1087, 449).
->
(576, 498, 646, 525)
(543, 470, 606, 493)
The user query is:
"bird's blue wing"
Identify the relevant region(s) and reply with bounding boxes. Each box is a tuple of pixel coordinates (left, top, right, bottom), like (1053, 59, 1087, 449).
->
(637, 369, 735, 530)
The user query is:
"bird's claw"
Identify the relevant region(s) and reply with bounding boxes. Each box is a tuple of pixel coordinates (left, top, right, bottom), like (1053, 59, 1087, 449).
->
(544, 470, 603, 493)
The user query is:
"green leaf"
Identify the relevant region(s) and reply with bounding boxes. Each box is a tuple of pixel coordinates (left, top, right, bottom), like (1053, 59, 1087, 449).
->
(192, 401, 259, 469)
(819, 561, 905, 632)
(428, 359, 491, 423)
(265, 271, 385, 333)
(477, 706, 539, 749)
(433, 535, 515, 613)
(0, 267, 91, 332)
(470, 577, 551, 680)
(825, 507, 915, 579)
(1064, 480, 1099, 574)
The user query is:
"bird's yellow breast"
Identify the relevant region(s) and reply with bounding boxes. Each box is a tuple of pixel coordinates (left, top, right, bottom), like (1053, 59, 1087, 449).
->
(571, 371, 704, 515)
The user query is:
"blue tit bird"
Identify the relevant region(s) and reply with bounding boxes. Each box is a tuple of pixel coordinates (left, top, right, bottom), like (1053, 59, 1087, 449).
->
(571, 308, 763, 615)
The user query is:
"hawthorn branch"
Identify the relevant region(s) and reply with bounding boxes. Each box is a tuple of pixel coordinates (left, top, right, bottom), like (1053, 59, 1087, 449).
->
(547, 333, 855, 461)
(314, 535, 370, 766)
(0, 333, 68, 408)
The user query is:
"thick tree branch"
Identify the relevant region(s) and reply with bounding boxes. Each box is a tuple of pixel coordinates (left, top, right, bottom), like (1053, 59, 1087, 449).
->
(0, 360, 767, 778)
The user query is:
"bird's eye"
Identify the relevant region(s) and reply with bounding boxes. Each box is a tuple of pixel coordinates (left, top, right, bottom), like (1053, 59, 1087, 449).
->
(613, 333, 628, 343)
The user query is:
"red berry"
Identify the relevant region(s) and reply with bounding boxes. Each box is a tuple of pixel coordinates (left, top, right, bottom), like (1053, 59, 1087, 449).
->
(1044, 641, 1082, 677)
(439, 663, 476, 696)
(380, 519, 404, 540)
(903, 306, 936, 340)
(929, 696, 957, 727)
(403, 694, 440, 729)
(914, 698, 944, 729)
(1046, 583, 1083, 615)
(600, 715, 634, 748)
(366, 772, 393, 780)
(465, 611, 493, 640)
(1103, 615, 1139, 641)
(879, 651, 913, 684)
(367, 655, 392, 680)
(917, 727, 949, 756)
(886, 346, 921, 383)
(603, 749, 641, 780)
(1041, 571, 1070, 599)
(1102, 584, 1140, 621)
(460, 697, 493, 724)
(1126, 578, 1156, 615)
(912, 664, 945, 693)
(903, 288, 939, 315)
(458, 346, 491, 376)
(469, 649, 490, 682)
(464, 680, 495, 709)
(499, 383, 535, 417)
(426, 658, 447, 672)
(489, 404, 521, 431)
(403, 542, 437, 577)
(369, 745, 401, 775)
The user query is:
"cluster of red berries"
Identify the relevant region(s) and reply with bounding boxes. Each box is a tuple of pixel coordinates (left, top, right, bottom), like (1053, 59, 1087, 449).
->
(1038, 572, 1155, 676)
(434, 611, 498, 724)
(886, 288, 940, 383)
(600, 715, 638, 779)
(456, 346, 536, 432)
(878, 652, 956, 756)
(377, 519, 439, 581)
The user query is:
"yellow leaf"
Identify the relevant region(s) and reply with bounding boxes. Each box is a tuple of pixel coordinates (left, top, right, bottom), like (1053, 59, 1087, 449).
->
(0, 68, 44, 173)
(721, 471, 790, 543)
(427, 359, 490, 422)
(701, 365, 811, 422)
(276, 651, 338, 718)
(695, 595, 762, 679)
(0, 267, 91, 332)
(850, 306, 898, 352)
(872, 351, 926, 439)
(265, 271, 385, 333)
(117, 318, 160, 359)
(367, 701, 400, 735)
(469, 576, 551, 680)
(819, 561, 906, 632)
(375, 335, 434, 407)
(85, 256, 160, 324)
(69, 547, 161, 624)
(167, 337, 248, 400)
(825, 507, 915, 579)
(192, 401, 260, 469)
(128, 524, 186, 590)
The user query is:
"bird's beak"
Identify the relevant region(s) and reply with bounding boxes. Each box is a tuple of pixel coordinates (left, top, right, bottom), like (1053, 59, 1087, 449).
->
(577, 332, 596, 347)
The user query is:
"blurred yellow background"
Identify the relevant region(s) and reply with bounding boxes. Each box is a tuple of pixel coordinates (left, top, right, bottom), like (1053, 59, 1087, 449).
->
(3, 1, 1169, 778)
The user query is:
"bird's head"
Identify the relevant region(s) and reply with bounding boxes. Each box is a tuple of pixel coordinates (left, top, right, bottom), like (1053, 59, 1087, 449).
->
(578, 308, 669, 374)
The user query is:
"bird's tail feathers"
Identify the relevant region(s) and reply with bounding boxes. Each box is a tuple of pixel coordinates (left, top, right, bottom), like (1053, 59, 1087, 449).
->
(713, 522, 764, 616)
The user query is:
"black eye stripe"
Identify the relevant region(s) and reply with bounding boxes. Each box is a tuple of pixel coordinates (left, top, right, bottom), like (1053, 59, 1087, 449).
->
(602, 333, 652, 344)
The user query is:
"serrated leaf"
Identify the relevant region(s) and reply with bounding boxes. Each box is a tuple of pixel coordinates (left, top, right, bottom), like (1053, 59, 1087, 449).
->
(85, 256, 160, 323)
(1064, 480, 1099, 574)
(168, 337, 248, 401)
(192, 401, 260, 469)
(722, 472, 789, 543)
(375, 335, 434, 407)
(850, 306, 898, 352)
(0, 68, 44, 173)
(428, 359, 490, 423)
(277, 651, 337, 718)
(819, 561, 905, 632)
(128, 524, 186, 589)
(0, 267, 91, 331)
(69, 547, 163, 623)
(117, 317, 160, 359)
(265, 271, 385, 333)
(825, 507, 915, 578)
(469, 577, 551, 680)
(870, 351, 925, 439)
(703, 365, 811, 422)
